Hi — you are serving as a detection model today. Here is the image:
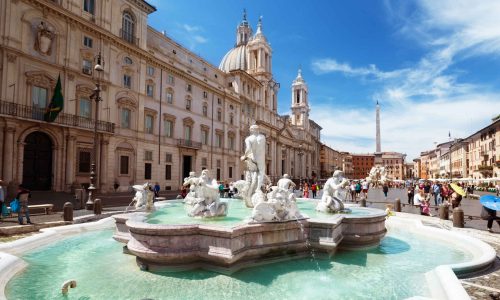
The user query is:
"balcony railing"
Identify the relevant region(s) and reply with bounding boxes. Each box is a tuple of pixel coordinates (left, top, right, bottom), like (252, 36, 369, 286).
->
(120, 29, 139, 46)
(0, 100, 115, 133)
(177, 139, 201, 150)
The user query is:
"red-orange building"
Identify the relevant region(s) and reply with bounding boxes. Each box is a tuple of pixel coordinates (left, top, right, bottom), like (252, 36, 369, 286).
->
(351, 154, 375, 179)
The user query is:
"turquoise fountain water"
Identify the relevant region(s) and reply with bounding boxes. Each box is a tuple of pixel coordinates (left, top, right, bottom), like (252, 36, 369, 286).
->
(5, 224, 472, 299)
(147, 198, 372, 226)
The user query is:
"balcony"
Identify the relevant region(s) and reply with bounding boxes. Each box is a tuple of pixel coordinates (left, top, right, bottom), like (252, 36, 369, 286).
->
(120, 29, 139, 46)
(0, 100, 115, 133)
(177, 139, 201, 150)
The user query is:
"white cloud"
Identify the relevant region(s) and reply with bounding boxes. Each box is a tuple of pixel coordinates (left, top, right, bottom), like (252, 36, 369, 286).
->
(174, 23, 208, 50)
(312, 94, 500, 159)
(310, 1, 500, 159)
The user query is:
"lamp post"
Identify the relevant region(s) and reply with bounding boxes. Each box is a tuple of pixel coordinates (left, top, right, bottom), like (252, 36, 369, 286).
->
(86, 52, 104, 210)
(298, 144, 304, 186)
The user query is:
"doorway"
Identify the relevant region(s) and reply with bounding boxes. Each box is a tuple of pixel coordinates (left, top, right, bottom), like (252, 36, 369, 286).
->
(22, 131, 53, 190)
(182, 155, 192, 180)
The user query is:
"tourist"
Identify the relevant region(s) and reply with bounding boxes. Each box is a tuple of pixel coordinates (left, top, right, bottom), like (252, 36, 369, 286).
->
(349, 181, 356, 202)
(218, 182, 225, 198)
(432, 182, 441, 206)
(311, 182, 317, 198)
(361, 180, 369, 199)
(355, 181, 362, 199)
(421, 199, 431, 216)
(229, 183, 235, 198)
(382, 182, 389, 199)
(423, 182, 431, 198)
(413, 189, 426, 208)
(483, 206, 500, 232)
(450, 192, 462, 209)
(407, 184, 414, 205)
(303, 183, 310, 198)
(153, 182, 160, 198)
(441, 183, 451, 203)
(180, 186, 187, 198)
(496, 182, 500, 197)
(17, 185, 32, 225)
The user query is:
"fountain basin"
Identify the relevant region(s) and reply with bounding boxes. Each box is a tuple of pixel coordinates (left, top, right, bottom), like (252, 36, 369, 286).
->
(113, 205, 387, 273)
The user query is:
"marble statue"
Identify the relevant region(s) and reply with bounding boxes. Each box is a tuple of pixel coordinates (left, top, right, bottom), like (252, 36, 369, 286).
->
(368, 166, 389, 186)
(183, 170, 228, 218)
(251, 174, 303, 222)
(132, 182, 154, 211)
(316, 170, 350, 213)
(240, 124, 267, 207)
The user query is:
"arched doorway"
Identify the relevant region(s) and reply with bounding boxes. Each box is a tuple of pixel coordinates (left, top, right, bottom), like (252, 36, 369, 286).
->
(23, 131, 53, 190)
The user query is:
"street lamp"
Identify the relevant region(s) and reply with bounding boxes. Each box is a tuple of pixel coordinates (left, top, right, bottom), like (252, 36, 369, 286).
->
(298, 144, 304, 186)
(86, 52, 104, 210)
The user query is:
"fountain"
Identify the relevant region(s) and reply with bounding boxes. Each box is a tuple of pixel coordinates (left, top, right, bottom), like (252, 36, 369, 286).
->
(111, 125, 388, 273)
(0, 120, 497, 299)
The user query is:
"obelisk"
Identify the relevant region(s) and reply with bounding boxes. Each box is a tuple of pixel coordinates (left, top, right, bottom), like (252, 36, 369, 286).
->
(374, 100, 382, 165)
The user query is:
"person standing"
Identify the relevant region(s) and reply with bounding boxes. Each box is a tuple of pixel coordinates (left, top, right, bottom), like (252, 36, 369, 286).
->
(361, 180, 369, 199)
(303, 183, 310, 198)
(407, 184, 414, 205)
(432, 182, 441, 206)
(382, 182, 389, 199)
(311, 183, 317, 198)
(496, 182, 500, 197)
(153, 182, 160, 198)
(17, 186, 32, 225)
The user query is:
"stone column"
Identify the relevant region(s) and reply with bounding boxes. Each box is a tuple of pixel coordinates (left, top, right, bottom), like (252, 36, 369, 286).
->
(16, 141, 25, 184)
(100, 139, 109, 192)
(2, 127, 15, 183)
(65, 136, 76, 191)
(276, 142, 282, 176)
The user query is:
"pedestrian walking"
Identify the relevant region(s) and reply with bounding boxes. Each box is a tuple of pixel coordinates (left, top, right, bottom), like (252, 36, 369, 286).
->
(482, 206, 500, 232)
(407, 185, 414, 205)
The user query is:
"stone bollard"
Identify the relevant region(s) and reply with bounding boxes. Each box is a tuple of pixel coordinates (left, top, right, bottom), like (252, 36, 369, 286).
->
(93, 198, 102, 215)
(63, 202, 73, 222)
(438, 205, 449, 220)
(360, 199, 366, 207)
(453, 207, 464, 228)
(394, 198, 401, 212)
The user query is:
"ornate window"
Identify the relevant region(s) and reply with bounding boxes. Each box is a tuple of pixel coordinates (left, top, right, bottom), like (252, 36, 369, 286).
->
(215, 131, 223, 148)
(145, 114, 154, 134)
(121, 12, 135, 43)
(32, 86, 48, 109)
(120, 156, 129, 175)
(79, 97, 91, 118)
(217, 109, 222, 121)
(144, 150, 153, 161)
(200, 125, 209, 145)
(147, 66, 155, 76)
(121, 108, 131, 128)
(186, 98, 191, 110)
(83, 36, 93, 48)
(77, 148, 91, 173)
(163, 114, 176, 138)
(202, 103, 208, 116)
(229, 113, 234, 125)
(184, 125, 192, 141)
(123, 74, 132, 88)
(146, 84, 154, 97)
(83, 0, 95, 14)
(166, 90, 174, 104)
(167, 75, 175, 85)
(82, 59, 92, 75)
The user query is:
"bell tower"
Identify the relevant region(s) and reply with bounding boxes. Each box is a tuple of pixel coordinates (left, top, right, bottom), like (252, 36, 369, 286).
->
(236, 9, 252, 46)
(290, 68, 310, 129)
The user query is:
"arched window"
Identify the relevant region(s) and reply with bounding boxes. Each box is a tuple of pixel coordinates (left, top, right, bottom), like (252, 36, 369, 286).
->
(122, 12, 135, 44)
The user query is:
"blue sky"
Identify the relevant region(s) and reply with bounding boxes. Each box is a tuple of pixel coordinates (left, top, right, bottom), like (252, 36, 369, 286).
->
(147, 0, 500, 159)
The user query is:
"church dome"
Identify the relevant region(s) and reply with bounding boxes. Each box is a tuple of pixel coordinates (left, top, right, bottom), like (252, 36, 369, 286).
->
(219, 44, 248, 72)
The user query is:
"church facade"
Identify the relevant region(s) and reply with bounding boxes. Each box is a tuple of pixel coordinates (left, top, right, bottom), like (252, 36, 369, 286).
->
(0, 0, 322, 193)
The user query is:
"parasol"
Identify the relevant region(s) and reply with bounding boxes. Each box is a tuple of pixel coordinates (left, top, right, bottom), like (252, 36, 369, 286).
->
(480, 195, 500, 211)
(449, 183, 466, 197)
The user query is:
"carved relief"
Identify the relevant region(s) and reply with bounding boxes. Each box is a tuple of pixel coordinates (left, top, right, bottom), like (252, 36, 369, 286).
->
(76, 84, 94, 96)
(25, 71, 55, 88)
(34, 21, 55, 56)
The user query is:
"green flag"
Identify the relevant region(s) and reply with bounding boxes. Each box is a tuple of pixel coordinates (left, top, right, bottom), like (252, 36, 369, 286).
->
(44, 74, 64, 122)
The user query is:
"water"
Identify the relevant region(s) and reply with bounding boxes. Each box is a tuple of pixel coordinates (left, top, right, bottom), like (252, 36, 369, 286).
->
(5, 226, 472, 300)
(147, 198, 375, 227)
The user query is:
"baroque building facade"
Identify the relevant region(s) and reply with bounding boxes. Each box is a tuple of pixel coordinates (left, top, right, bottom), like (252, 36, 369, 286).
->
(0, 0, 322, 194)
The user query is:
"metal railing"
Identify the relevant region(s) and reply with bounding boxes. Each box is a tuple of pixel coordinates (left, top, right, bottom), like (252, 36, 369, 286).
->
(177, 139, 201, 149)
(120, 29, 139, 46)
(0, 100, 115, 133)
